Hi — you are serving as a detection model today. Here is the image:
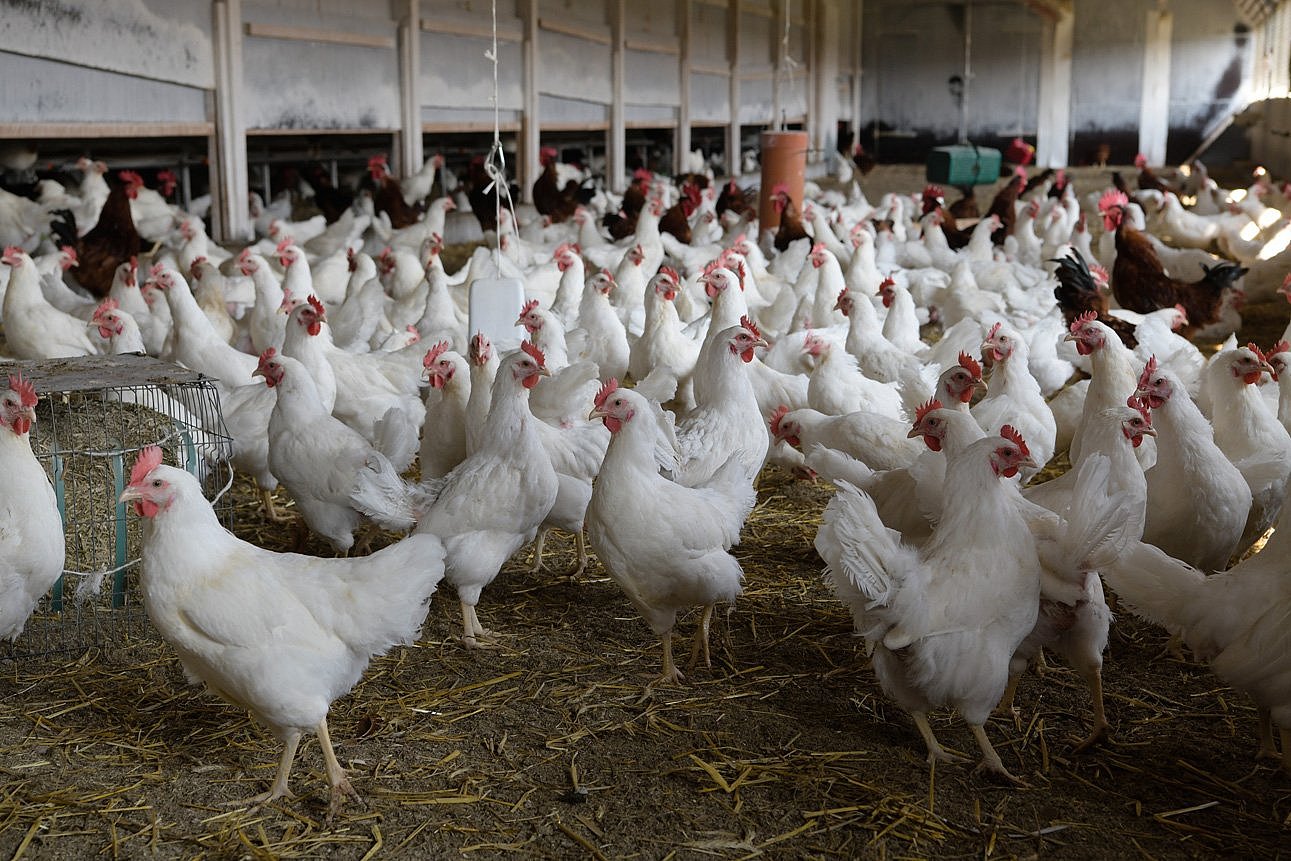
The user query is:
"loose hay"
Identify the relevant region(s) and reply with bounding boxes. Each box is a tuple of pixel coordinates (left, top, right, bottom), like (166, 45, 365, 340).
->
(0, 466, 1289, 858)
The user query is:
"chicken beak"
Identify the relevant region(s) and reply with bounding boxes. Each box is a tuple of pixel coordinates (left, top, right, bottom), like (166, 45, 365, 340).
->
(538, 366, 552, 377)
(251, 367, 264, 380)
(588, 407, 607, 421)
(906, 427, 922, 439)
(1016, 454, 1038, 471)
(1140, 426, 1157, 437)
(753, 337, 769, 351)
(1062, 331, 1079, 342)
(118, 485, 144, 504)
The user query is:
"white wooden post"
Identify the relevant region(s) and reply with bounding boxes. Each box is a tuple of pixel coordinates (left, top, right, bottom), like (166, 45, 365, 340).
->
(521, 0, 540, 203)
(397, 0, 423, 177)
(1035, 6, 1074, 168)
(211, 0, 250, 242)
(728, 0, 742, 177)
(677, 0, 692, 174)
(812, 0, 840, 159)
(1138, 5, 1172, 165)
(609, 0, 626, 192)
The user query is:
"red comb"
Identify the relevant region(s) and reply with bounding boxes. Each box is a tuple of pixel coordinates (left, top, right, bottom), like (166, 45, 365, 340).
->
(1247, 342, 1268, 363)
(94, 297, 119, 319)
(1013, 166, 1028, 180)
(658, 265, 679, 283)
(128, 446, 163, 487)
(768, 404, 790, 436)
(1000, 425, 1029, 457)
(986, 321, 1002, 339)
(520, 298, 539, 316)
(922, 184, 943, 199)
(1270, 340, 1290, 356)
(1070, 310, 1097, 332)
(469, 332, 491, 363)
(594, 378, 619, 410)
(1098, 189, 1129, 214)
(1128, 396, 1153, 425)
(914, 398, 944, 424)
(275, 238, 292, 255)
(957, 352, 982, 379)
(8, 373, 37, 408)
(772, 182, 790, 197)
(237, 247, 252, 263)
(879, 277, 896, 290)
(422, 340, 450, 367)
(740, 315, 761, 340)
(307, 295, 325, 318)
(520, 340, 546, 368)
(118, 170, 144, 186)
(1090, 263, 1110, 285)
(148, 262, 165, 278)
(810, 242, 826, 255)
(1138, 355, 1158, 388)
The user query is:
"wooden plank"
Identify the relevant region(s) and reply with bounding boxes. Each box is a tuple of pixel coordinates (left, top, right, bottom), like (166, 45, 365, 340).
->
(626, 38, 681, 55)
(244, 21, 395, 50)
(246, 126, 397, 136)
(423, 121, 522, 133)
(627, 119, 679, 130)
(540, 121, 611, 132)
(690, 62, 732, 76)
(740, 68, 777, 81)
(0, 121, 212, 139)
(422, 18, 523, 42)
(538, 18, 612, 45)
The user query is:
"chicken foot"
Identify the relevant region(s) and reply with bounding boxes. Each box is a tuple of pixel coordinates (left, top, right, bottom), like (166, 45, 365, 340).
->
(460, 602, 500, 650)
(1071, 667, 1110, 753)
(970, 724, 1028, 787)
(223, 730, 300, 810)
(994, 671, 1022, 722)
(686, 604, 715, 672)
(912, 712, 967, 766)
(317, 718, 364, 822)
(260, 488, 293, 523)
(653, 632, 685, 686)
(568, 532, 589, 579)
(527, 529, 550, 574)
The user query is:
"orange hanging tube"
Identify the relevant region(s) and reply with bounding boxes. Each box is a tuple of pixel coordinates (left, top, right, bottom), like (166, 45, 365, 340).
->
(758, 130, 809, 232)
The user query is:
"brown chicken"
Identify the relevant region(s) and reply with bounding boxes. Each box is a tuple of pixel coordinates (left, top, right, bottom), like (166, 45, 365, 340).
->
(658, 181, 703, 245)
(466, 155, 502, 232)
(56, 171, 142, 299)
(771, 183, 809, 252)
(367, 154, 422, 230)
(715, 178, 751, 218)
(603, 169, 652, 240)
(1100, 189, 1247, 337)
(532, 146, 581, 223)
(985, 170, 1026, 245)
(921, 185, 972, 249)
(851, 142, 877, 176)
(1050, 250, 1138, 349)
(1134, 153, 1172, 194)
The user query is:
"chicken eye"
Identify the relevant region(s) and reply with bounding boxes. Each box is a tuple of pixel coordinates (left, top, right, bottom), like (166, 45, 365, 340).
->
(152, 479, 163, 487)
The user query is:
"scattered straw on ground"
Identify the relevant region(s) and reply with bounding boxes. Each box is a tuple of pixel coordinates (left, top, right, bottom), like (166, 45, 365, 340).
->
(1, 465, 1290, 859)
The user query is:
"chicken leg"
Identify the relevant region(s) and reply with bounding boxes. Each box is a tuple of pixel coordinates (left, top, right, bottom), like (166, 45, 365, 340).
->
(970, 723, 1027, 786)
(527, 529, 549, 573)
(686, 604, 715, 672)
(1071, 667, 1110, 753)
(260, 488, 293, 523)
(317, 718, 363, 822)
(654, 632, 685, 686)
(568, 532, 589, 578)
(223, 730, 300, 809)
(912, 712, 966, 766)
(460, 601, 499, 649)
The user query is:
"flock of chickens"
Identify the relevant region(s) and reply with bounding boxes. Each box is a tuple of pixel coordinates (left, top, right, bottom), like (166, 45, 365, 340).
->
(2, 147, 1291, 814)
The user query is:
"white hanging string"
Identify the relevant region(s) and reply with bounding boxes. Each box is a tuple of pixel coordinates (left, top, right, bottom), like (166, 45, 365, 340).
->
(482, 0, 519, 272)
(778, 0, 800, 131)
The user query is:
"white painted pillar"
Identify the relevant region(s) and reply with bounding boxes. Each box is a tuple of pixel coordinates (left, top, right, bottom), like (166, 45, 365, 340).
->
(609, 0, 626, 192)
(853, 0, 863, 147)
(676, 0, 692, 174)
(1138, 6, 1172, 166)
(727, 0, 742, 177)
(211, 0, 250, 242)
(812, 0, 840, 159)
(397, 0, 422, 177)
(772, 0, 784, 130)
(520, 0, 540, 203)
(1035, 7, 1073, 168)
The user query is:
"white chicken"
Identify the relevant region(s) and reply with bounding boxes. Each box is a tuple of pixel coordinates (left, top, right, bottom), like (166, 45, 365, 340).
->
(587, 382, 756, 683)
(0, 374, 65, 641)
(121, 446, 445, 816)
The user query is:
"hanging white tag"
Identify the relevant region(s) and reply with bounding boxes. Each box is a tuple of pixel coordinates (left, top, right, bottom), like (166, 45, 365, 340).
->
(468, 276, 527, 354)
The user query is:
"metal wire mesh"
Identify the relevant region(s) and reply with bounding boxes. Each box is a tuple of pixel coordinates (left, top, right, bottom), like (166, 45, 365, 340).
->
(0, 355, 235, 661)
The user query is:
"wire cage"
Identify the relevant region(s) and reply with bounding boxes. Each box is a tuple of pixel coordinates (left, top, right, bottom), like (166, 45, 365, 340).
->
(0, 354, 235, 661)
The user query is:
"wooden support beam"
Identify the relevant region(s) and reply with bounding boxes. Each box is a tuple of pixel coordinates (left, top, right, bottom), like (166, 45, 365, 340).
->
(422, 18, 522, 42)
(772, 0, 784, 130)
(1035, 5, 1074, 168)
(243, 21, 395, 50)
(728, 0, 742, 177)
(521, 0, 540, 203)
(1138, 6, 1172, 165)
(396, 0, 422, 177)
(609, 0, 626, 192)
(677, 0, 693, 174)
(211, 0, 250, 242)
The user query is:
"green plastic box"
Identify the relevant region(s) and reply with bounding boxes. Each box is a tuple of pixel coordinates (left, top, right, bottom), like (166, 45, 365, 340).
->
(925, 145, 1002, 186)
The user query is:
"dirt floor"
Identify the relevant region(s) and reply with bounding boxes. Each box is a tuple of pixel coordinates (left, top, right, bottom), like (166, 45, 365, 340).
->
(2, 164, 1290, 859)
